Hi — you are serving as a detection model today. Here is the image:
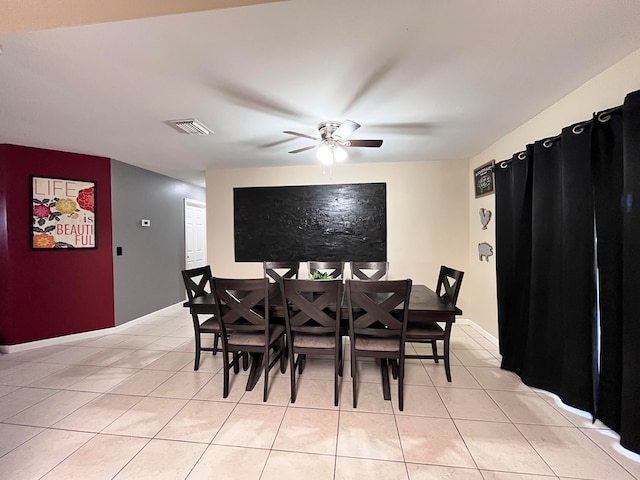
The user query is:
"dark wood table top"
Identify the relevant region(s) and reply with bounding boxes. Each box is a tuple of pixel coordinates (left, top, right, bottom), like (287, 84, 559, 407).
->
(184, 283, 462, 319)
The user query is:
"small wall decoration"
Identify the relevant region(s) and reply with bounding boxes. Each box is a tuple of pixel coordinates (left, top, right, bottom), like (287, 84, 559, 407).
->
(474, 160, 495, 198)
(479, 208, 492, 230)
(32, 176, 96, 249)
(478, 242, 494, 262)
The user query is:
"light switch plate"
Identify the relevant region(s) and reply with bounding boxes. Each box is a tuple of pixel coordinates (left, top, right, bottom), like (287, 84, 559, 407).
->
(141, 219, 151, 227)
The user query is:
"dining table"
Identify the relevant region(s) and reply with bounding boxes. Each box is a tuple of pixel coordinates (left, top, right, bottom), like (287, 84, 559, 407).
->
(183, 282, 462, 399)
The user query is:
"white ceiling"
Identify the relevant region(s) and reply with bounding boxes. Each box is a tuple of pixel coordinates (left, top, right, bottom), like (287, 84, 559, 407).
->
(2, 0, 640, 187)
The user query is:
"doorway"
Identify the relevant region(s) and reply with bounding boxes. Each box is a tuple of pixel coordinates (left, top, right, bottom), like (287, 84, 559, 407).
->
(184, 198, 207, 269)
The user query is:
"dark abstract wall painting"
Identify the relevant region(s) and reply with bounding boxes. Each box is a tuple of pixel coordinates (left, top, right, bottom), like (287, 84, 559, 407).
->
(234, 183, 387, 262)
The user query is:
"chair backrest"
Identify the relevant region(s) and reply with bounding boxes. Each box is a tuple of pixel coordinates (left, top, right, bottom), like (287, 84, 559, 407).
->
(436, 266, 464, 306)
(346, 279, 412, 338)
(281, 279, 343, 335)
(263, 261, 299, 283)
(212, 277, 270, 335)
(181, 265, 213, 302)
(350, 261, 389, 281)
(308, 261, 345, 279)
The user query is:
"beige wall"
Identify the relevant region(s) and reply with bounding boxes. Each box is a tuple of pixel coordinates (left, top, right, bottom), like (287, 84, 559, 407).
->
(205, 159, 470, 305)
(467, 47, 640, 337)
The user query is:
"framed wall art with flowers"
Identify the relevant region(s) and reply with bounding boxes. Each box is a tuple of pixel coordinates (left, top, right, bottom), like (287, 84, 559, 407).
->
(31, 176, 96, 249)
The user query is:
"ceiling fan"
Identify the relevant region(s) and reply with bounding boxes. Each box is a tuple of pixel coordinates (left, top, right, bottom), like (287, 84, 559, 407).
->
(283, 120, 383, 164)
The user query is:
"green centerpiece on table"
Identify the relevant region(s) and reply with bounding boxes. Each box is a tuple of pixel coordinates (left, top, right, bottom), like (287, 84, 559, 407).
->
(310, 271, 331, 280)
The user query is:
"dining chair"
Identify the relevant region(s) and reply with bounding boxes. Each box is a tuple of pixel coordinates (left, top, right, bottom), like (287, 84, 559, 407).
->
(181, 266, 220, 371)
(263, 261, 299, 283)
(281, 279, 344, 406)
(346, 278, 412, 411)
(308, 261, 345, 279)
(350, 261, 389, 281)
(405, 265, 464, 382)
(212, 277, 287, 401)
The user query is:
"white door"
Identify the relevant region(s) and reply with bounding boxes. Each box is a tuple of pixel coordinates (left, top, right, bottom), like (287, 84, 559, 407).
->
(185, 199, 207, 269)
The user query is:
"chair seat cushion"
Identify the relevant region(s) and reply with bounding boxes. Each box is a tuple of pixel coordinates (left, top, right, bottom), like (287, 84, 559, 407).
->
(406, 322, 444, 338)
(293, 333, 336, 349)
(228, 324, 285, 347)
(199, 316, 220, 333)
(355, 337, 400, 352)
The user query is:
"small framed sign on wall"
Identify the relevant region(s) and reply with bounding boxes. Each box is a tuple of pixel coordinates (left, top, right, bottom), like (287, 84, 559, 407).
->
(473, 160, 495, 198)
(31, 176, 96, 249)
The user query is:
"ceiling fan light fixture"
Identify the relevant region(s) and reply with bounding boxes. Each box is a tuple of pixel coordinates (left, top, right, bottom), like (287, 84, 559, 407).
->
(317, 142, 333, 164)
(317, 142, 348, 164)
(285, 119, 382, 161)
(334, 145, 348, 162)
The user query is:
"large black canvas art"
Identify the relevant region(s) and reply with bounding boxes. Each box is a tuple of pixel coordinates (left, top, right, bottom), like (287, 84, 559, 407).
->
(234, 183, 386, 262)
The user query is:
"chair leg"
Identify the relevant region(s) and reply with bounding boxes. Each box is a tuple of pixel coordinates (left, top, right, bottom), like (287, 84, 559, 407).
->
(389, 359, 398, 380)
(223, 352, 230, 398)
(334, 347, 340, 406)
(243, 352, 249, 371)
(352, 351, 358, 408)
(289, 348, 297, 403)
(350, 345, 356, 378)
(338, 339, 344, 377)
(194, 334, 202, 371)
(380, 359, 391, 401)
(279, 338, 287, 374)
(298, 354, 307, 374)
(432, 340, 439, 364)
(212, 333, 219, 355)
(444, 338, 452, 382)
(398, 357, 404, 411)
(263, 347, 270, 402)
(233, 352, 240, 373)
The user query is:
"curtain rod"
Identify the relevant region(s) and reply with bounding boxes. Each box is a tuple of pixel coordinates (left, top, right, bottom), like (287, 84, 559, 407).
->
(493, 104, 623, 171)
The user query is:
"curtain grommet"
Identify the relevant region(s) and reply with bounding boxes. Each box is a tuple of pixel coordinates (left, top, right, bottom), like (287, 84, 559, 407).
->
(598, 112, 612, 123)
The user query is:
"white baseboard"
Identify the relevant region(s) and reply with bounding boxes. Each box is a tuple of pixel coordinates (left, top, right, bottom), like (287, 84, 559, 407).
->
(0, 302, 184, 354)
(2, 308, 498, 354)
(456, 318, 499, 347)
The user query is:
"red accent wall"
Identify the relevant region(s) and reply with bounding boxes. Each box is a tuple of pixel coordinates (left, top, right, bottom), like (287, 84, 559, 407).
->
(0, 144, 114, 345)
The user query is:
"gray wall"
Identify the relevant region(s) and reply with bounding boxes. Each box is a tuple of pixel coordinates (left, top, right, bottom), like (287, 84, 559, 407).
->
(111, 160, 205, 326)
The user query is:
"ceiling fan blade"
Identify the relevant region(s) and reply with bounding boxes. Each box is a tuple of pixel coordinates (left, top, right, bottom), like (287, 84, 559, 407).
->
(347, 139, 383, 148)
(333, 120, 361, 139)
(283, 130, 318, 141)
(216, 82, 304, 119)
(288, 145, 317, 154)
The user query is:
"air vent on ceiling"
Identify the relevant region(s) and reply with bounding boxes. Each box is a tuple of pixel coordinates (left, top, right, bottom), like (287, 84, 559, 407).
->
(168, 118, 213, 135)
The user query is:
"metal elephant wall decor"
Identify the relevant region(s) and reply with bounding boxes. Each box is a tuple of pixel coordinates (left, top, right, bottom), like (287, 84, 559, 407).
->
(478, 242, 494, 262)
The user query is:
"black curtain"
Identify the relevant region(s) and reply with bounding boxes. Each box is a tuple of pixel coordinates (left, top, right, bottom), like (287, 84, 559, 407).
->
(495, 89, 640, 453)
(591, 108, 624, 431)
(495, 125, 596, 415)
(620, 90, 640, 454)
(494, 150, 532, 374)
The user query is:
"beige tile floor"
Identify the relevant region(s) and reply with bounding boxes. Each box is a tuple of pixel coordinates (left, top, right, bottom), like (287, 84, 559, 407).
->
(1, 307, 639, 480)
